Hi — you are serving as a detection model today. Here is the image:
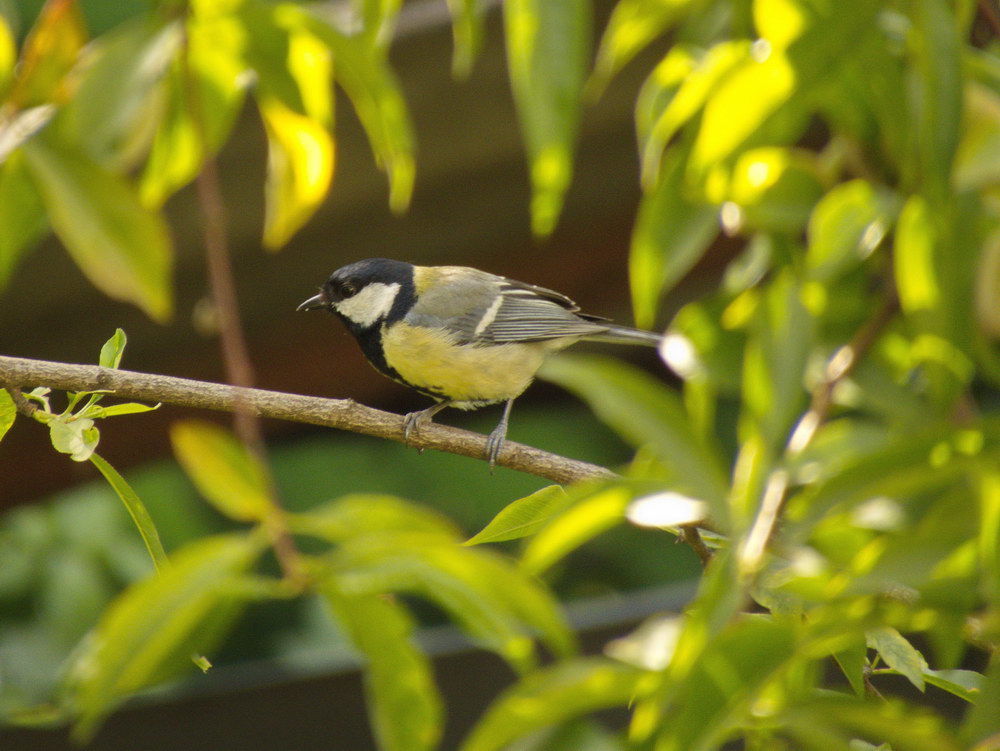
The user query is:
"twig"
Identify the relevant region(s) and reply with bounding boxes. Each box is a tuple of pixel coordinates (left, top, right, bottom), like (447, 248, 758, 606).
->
(180, 25, 300, 581)
(5, 387, 37, 417)
(979, 0, 1000, 39)
(0, 355, 616, 486)
(679, 525, 712, 567)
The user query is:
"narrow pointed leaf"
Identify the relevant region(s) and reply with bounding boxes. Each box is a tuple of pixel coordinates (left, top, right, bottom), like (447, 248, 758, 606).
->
(99, 328, 127, 370)
(290, 494, 461, 542)
(445, 0, 485, 78)
(8, 0, 87, 108)
(466, 485, 572, 545)
(866, 627, 929, 692)
(22, 137, 173, 322)
(0, 150, 47, 290)
(504, 0, 590, 235)
(90, 453, 168, 572)
(0, 388, 15, 442)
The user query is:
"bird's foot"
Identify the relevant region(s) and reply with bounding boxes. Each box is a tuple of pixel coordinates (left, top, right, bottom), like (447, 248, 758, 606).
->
(402, 401, 450, 447)
(484, 424, 506, 471)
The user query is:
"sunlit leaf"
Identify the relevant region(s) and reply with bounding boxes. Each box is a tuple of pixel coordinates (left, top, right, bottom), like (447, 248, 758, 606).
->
(303, 10, 414, 213)
(635, 45, 696, 163)
(955, 83, 1000, 192)
(961, 656, 1000, 747)
(66, 534, 261, 740)
(504, 0, 590, 235)
(806, 180, 895, 283)
(139, 10, 246, 207)
(259, 97, 334, 249)
(8, 0, 87, 108)
(867, 627, 928, 692)
(98, 328, 127, 370)
(170, 420, 274, 522)
(90, 453, 168, 573)
(354, 0, 402, 50)
(630, 144, 718, 329)
(321, 582, 442, 751)
(460, 658, 650, 751)
(0, 388, 15, 442)
(0, 13, 14, 97)
(727, 146, 823, 234)
(520, 485, 630, 575)
(917, 669, 983, 703)
(465, 485, 572, 545)
(59, 18, 179, 169)
(22, 136, 173, 322)
(0, 149, 47, 290)
(589, 0, 695, 97)
(539, 354, 729, 511)
(445, 0, 484, 79)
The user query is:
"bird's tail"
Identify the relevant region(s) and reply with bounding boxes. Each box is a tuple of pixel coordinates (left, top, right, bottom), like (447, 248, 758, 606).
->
(586, 324, 662, 347)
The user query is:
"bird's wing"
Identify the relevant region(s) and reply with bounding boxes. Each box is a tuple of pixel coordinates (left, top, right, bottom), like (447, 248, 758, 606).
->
(473, 283, 611, 343)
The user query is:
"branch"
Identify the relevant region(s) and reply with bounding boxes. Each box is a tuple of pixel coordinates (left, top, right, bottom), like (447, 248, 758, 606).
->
(0, 355, 616, 486)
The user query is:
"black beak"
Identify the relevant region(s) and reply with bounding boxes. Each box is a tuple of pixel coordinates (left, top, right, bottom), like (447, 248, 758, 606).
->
(297, 292, 328, 312)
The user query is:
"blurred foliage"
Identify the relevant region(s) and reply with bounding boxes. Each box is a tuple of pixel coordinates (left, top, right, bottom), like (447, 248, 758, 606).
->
(1, 0, 1000, 749)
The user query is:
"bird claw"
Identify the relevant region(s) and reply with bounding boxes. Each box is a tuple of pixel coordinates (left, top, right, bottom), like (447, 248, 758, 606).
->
(485, 425, 506, 472)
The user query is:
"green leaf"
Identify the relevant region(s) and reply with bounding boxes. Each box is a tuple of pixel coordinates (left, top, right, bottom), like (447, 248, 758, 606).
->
(66, 534, 261, 740)
(332, 533, 574, 671)
(58, 18, 180, 169)
(589, 0, 694, 97)
(303, 10, 414, 213)
(539, 354, 729, 511)
(905, 0, 962, 202)
(290, 493, 461, 543)
(89, 453, 169, 573)
(445, 0, 484, 79)
(22, 137, 173, 322)
(630, 144, 719, 328)
(690, 1, 879, 174)
(833, 639, 868, 697)
(918, 669, 984, 703)
(170, 420, 274, 522)
(48, 416, 100, 462)
(139, 10, 246, 207)
(727, 146, 824, 234)
(0, 149, 48, 290)
(520, 485, 631, 575)
(88, 402, 160, 419)
(459, 657, 649, 751)
(504, 0, 591, 236)
(894, 194, 938, 316)
(465, 485, 572, 545)
(0, 388, 15, 442)
(99, 328, 127, 370)
(961, 656, 1000, 747)
(7, 0, 87, 108)
(0, 13, 14, 97)
(321, 583, 442, 751)
(866, 626, 929, 692)
(806, 180, 894, 283)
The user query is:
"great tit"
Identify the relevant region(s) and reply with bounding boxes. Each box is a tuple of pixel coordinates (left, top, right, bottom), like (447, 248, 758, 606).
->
(298, 258, 661, 466)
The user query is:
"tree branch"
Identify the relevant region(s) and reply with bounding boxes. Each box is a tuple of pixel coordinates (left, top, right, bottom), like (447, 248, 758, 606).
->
(0, 355, 616, 486)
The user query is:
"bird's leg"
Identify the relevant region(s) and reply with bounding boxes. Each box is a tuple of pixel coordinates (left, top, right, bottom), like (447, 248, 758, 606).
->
(403, 399, 451, 444)
(485, 398, 515, 470)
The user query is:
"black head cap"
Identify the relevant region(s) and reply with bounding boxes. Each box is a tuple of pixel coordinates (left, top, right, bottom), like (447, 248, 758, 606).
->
(298, 258, 415, 312)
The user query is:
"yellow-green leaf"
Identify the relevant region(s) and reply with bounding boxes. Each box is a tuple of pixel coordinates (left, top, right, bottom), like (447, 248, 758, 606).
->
(0, 13, 15, 98)
(0, 149, 48, 290)
(99, 328, 127, 369)
(445, 0, 484, 79)
(22, 137, 173, 322)
(8, 0, 87, 108)
(0, 388, 15, 442)
(170, 420, 274, 522)
(465, 485, 571, 545)
(259, 97, 335, 249)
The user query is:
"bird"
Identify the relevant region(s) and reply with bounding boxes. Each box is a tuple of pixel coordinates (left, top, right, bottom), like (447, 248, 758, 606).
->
(298, 258, 662, 467)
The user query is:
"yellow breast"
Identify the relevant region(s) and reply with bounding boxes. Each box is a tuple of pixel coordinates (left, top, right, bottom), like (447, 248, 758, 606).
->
(381, 322, 572, 406)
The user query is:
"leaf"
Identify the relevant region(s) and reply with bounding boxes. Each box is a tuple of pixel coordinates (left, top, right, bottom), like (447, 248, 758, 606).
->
(866, 626, 929, 692)
(520, 485, 630, 575)
(919, 669, 984, 703)
(66, 534, 261, 740)
(589, 0, 694, 97)
(7, 0, 87, 108)
(905, 0, 962, 202)
(690, 1, 879, 174)
(99, 328, 127, 370)
(303, 10, 414, 213)
(170, 420, 274, 522)
(290, 493, 461, 543)
(258, 97, 335, 249)
(21, 136, 173, 322)
(445, 0, 484, 79)
(504, 0, 590, 236)
(0, 149, 48, 290)
(58, 18, 180, 169)
(0, 388, 15, 442)
(333, 533, 574, 671)
(139, 11, 246, 207)
(321, 583, 442, 751)
(0, 12, 14, 97)
(894, 194, 938, 315)
(465, 485, 572, 545)
(961, 656, 1000, 747)
(459, 657, 649, 751)
(806, 180, 894, 283)
(48, 415, 99, 462)
(89, 453, 168, 573)
(833, 638, 868, 698)
(727, 146, 823, 234)
(630, 144, 719, 328)
(538, 354, 729, 511)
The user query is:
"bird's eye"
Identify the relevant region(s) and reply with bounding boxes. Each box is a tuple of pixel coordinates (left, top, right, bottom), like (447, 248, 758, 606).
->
(341, 281, 357, 297)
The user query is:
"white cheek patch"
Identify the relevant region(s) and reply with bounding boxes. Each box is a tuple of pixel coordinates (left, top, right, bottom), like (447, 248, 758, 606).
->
(334, 282, 401, 327)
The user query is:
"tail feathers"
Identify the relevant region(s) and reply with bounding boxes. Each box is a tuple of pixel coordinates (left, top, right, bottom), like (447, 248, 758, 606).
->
(586, 324, 662, 347)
